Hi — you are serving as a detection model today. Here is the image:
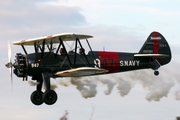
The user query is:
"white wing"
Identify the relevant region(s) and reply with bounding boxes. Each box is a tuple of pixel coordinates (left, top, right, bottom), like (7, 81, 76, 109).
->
(55, 67, 108, 77)
(13, 33, 93, 46)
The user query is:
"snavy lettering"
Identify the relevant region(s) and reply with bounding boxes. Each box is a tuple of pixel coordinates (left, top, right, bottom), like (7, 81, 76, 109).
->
(120, 60, 140, 66)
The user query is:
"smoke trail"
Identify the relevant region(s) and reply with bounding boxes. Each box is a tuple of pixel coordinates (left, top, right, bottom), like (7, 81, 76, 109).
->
(122, 69, 175, 101)
(50, 83, 58, 90)
(145, 80, 174, 101)
(28, 80, 40, 86)
(59, 77, 116, 98)
(107, 74, 135, 97)
(174, 91, 180, 100)
(101, 78, 116, 95)
(57, 62, 180, 101)
(70, 77, 98, 98)
(59, 78, 71, 87)
(116, 79, 133, 97)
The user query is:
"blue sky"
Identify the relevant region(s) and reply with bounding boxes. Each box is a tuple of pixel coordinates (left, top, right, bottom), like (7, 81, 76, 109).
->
(0, 0, 180, 120)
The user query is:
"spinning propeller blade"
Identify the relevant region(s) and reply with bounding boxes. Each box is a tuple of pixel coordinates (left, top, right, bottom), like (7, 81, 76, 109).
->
(7, 41, 13, 86)
(8, 41, 11, 63)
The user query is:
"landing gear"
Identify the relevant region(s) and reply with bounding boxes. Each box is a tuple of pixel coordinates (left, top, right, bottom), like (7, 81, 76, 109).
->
(30, 91, 43, 105)
(30, 73, 58, 105)
(154, 70, 159, 76)
(151, 58, 161, 76)
(43, 90, 57, 105)
(30, 90, 57, 105)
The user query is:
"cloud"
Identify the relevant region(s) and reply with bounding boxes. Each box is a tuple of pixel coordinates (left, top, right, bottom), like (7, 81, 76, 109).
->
(0, 0, 87, 41)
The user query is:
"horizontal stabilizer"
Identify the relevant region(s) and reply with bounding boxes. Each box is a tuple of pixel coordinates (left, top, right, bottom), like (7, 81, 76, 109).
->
(55, 67, 108, 77)
(134, 54, 169, 57)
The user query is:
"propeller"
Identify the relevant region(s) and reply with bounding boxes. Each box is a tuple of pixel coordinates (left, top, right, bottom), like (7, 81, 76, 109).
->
(6, 41, 13, 87)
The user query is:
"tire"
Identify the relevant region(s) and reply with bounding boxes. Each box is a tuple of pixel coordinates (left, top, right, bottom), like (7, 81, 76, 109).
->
(154, 71, 159, 76)
(30, 91, 44, 105)
(43, 90, 57, 105)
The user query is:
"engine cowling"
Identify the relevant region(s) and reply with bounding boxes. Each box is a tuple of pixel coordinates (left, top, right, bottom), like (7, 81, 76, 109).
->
(13, 53, 27, 77)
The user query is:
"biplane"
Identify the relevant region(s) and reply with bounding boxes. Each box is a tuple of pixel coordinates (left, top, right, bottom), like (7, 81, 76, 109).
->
(5, 31, 171, 105)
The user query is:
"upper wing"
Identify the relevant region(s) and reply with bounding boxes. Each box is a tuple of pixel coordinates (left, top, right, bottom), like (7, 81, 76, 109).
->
(13, 33, 93, 46)
(55, 67, 108, 77)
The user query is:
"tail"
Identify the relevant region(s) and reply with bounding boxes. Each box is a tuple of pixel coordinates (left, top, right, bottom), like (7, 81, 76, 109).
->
(135, 31, 172, 75)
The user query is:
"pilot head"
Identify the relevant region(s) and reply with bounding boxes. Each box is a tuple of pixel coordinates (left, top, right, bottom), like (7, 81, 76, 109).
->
(60, 48, 65, 55)
(79, 48, 85, 55)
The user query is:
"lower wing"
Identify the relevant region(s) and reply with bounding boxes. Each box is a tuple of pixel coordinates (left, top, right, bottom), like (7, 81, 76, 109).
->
(55, 67, 108, 77)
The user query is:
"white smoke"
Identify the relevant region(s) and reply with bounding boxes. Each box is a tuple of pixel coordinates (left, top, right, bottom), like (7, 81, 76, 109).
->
(58, 62, 180, 101)
(123, 70, 175, 101)
(28, 80, 58, 90)
(59, 77, 114, 98)
(28, 80, 40, 86)
(174, 91, 180, 100)
(118, 70, 175, 101)
(100, 79, 116, 95)
(49, 83, 58, 90)
(70, 77, 98, 98)
(145, 81, 174, 101)
(116, 79, 133, 97)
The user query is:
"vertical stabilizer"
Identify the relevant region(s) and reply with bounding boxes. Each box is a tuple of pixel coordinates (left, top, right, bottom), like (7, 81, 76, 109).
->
(139, 31, 171, 65)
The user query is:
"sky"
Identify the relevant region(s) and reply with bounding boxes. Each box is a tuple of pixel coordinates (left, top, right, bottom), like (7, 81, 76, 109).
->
(0, 0, 180, 120)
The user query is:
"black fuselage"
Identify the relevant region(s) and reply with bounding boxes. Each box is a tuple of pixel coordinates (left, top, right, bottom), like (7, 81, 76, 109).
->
(22, 51, 164, 79)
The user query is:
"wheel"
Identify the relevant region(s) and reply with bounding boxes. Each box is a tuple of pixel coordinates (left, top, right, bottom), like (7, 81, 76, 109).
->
(154, 71, 159, 76)
(30, 91, 44, 105)
(43, 90, 57, 105)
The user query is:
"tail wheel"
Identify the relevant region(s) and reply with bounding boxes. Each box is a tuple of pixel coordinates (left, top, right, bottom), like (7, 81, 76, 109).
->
(30, 91, 44, 105)
(154, 70, 159, 76)
(43, 90, 57, 105)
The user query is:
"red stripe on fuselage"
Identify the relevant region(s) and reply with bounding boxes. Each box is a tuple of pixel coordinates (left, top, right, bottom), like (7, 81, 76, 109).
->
(98, 51, 120, 73)
(153, 32, 159, 54)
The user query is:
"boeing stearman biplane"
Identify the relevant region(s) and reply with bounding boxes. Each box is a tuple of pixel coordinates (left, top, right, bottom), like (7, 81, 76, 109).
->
(5, 31, 171, 105)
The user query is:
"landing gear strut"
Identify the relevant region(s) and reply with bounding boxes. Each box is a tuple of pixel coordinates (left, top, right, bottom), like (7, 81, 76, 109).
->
(151, 59, 161, 76)
(30, 73, 58, 105)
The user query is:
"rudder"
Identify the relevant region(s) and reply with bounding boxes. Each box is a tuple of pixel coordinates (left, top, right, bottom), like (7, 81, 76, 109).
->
(139, 31, 171, 65)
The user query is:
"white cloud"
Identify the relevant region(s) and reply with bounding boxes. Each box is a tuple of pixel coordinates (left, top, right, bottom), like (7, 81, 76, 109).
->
(0, 0, 87, 41)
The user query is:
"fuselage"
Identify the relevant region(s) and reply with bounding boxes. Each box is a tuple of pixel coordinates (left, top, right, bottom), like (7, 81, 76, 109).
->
(20, 51, 155, 78)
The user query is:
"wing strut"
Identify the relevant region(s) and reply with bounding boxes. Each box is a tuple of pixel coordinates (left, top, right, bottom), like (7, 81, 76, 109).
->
(34, 43, 38, 53)
(55, 42, 62, 57)
(21, 45, 27, 55)
(59, 37, 72, 67)
(86, 39, 98, 67)
(41, 40, 45, 58)
(50, 40, 53, 51)
(77, 38, 90, 66)
(74, 38, 78, 65)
